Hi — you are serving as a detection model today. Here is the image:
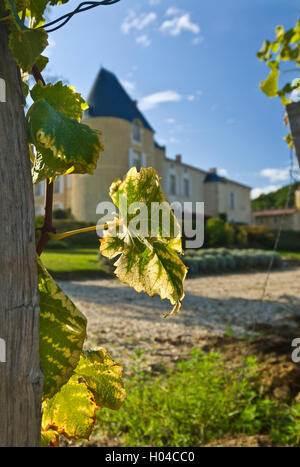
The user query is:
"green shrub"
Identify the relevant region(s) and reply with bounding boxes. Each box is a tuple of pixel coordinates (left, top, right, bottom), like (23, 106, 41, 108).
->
(205, 218, 230, 247)
(224, 256, 236, 270)
(204, 255, 218, 272)
(184, 248, 282, 275)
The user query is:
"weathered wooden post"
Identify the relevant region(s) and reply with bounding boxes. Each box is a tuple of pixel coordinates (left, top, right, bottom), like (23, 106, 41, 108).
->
(286, 101, 300, 168)
(0, 20, 43, 446)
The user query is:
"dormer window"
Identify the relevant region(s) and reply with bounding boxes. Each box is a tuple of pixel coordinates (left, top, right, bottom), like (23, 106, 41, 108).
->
(132, 120, 142, 143)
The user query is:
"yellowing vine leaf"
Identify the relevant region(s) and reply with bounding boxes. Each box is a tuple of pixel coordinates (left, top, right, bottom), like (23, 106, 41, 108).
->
(259, 67, 279, 98)
(100, 167, 187, 317)
(40, 429, 59, 447)
(38, 258, 87, 399)
(42, 375, 98, 441)
(74, 349, 126, 410)
(42, 348, 126, 444)
(27, 99, 104, 183)
(31, 81, 88, 121)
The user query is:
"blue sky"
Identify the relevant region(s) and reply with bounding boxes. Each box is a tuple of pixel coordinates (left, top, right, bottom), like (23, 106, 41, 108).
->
(44, 0, 300, 198)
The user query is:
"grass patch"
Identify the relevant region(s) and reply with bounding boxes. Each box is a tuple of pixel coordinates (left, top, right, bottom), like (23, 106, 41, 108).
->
(97, 349, 300, 447)
(41, 249, 110, 280)
(279, 250, 300, 261)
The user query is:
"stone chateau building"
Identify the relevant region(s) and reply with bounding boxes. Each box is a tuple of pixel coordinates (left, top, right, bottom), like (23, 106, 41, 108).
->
(34, 68, 252, 224)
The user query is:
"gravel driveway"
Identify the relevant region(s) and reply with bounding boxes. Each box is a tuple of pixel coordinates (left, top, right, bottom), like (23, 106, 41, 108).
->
(59, 267, 300, 367)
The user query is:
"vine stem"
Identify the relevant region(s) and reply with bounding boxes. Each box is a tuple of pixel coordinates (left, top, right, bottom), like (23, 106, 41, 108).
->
(48, 219, 121, 241)
(0, 15, 11, 23)
(49, 225, 102, 241)
(32, 64, 55, 256)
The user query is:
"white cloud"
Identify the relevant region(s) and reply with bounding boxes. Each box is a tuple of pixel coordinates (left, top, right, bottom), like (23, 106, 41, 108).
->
(169, 137, 179, 144)
(160, 13, 200, 37)
(260, 168, 290, 183)
(251, 185, 281, 200)
(139, 90, 182, 111)
(136, 34, 151, 47)
(121, 11, 157, 35)
(187, 95, 195, 102)
(120, 79, 136, 94)
(165, 118, 175, 124)
(218, 168, 228, 177)
(192, 36, 204, 45)
(149, 0, 160, 5)
(166, 7, 181, 17)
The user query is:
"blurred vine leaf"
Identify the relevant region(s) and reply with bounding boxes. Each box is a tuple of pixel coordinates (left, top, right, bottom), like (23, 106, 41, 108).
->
(257, 19, 300, 149)
(257, 19, 300, 104)
(27, 99, 103, 183)
(38, 258, 87, 399)
(100, 167, 187, 318)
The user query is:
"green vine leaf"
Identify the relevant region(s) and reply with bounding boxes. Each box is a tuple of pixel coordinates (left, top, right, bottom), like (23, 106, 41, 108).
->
(100, 167, 187, 318)
(31, 81, 88, 121)
(35, 55, 49, 73)
(8, 21, 48, 72)
(27, 99, 104, 183)
(42, 375, 98, 441)
(259, 67, 280, 98)
(74, 349, 126, 410)
(38, 258, 87, 399)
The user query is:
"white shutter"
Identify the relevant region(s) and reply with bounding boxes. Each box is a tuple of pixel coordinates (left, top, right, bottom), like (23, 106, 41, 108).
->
(141, 152, 147, 167)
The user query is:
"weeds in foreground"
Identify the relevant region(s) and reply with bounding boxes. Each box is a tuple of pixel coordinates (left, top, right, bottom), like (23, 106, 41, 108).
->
(97, 349, 300, 446)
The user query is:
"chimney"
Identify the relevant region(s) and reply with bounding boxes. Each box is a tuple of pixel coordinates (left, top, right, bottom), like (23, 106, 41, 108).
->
(209, 167, 217, 174)
(175, 154, 182, 163)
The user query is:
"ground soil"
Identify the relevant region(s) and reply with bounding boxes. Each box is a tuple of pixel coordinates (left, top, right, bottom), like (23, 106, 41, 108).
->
(59, 266, 300, 447)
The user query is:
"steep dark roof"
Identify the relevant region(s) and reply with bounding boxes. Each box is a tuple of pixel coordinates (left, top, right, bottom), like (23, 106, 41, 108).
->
(204, 172, 226, 183)
(84, 68, 153, 131)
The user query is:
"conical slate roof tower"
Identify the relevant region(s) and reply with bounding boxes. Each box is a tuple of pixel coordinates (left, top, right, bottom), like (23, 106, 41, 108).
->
(84, 67, 153, 131)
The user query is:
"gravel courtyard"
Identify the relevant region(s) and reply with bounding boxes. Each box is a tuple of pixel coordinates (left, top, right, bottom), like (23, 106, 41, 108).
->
(59, 267, 300, 368)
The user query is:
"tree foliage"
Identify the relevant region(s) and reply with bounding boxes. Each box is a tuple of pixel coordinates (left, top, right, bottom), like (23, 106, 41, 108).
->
(251, 182, 299, 211)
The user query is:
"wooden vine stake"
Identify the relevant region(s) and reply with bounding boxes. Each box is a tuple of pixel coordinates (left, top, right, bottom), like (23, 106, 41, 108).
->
(286, 101, 300, 169)
(0, 22, 43, 446)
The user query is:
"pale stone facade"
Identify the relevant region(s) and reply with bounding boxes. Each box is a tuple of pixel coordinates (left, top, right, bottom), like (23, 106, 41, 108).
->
(34, 68, 252, 224)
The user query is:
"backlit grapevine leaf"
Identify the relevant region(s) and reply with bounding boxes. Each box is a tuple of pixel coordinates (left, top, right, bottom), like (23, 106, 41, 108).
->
(40, 429, 59, 447)
(259, 68, 279, 98)
(35, 55, 49, 72)
(38, 258, 87, 399)
(42, 375, 98, 441)
(31, 81, 88, 121)
(74, 349, 126, 410)
(100, 167, 187, 317)
(5, 0, 48, 72)
(9, 22, 48, 72)
(27, 99, 103, 183)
